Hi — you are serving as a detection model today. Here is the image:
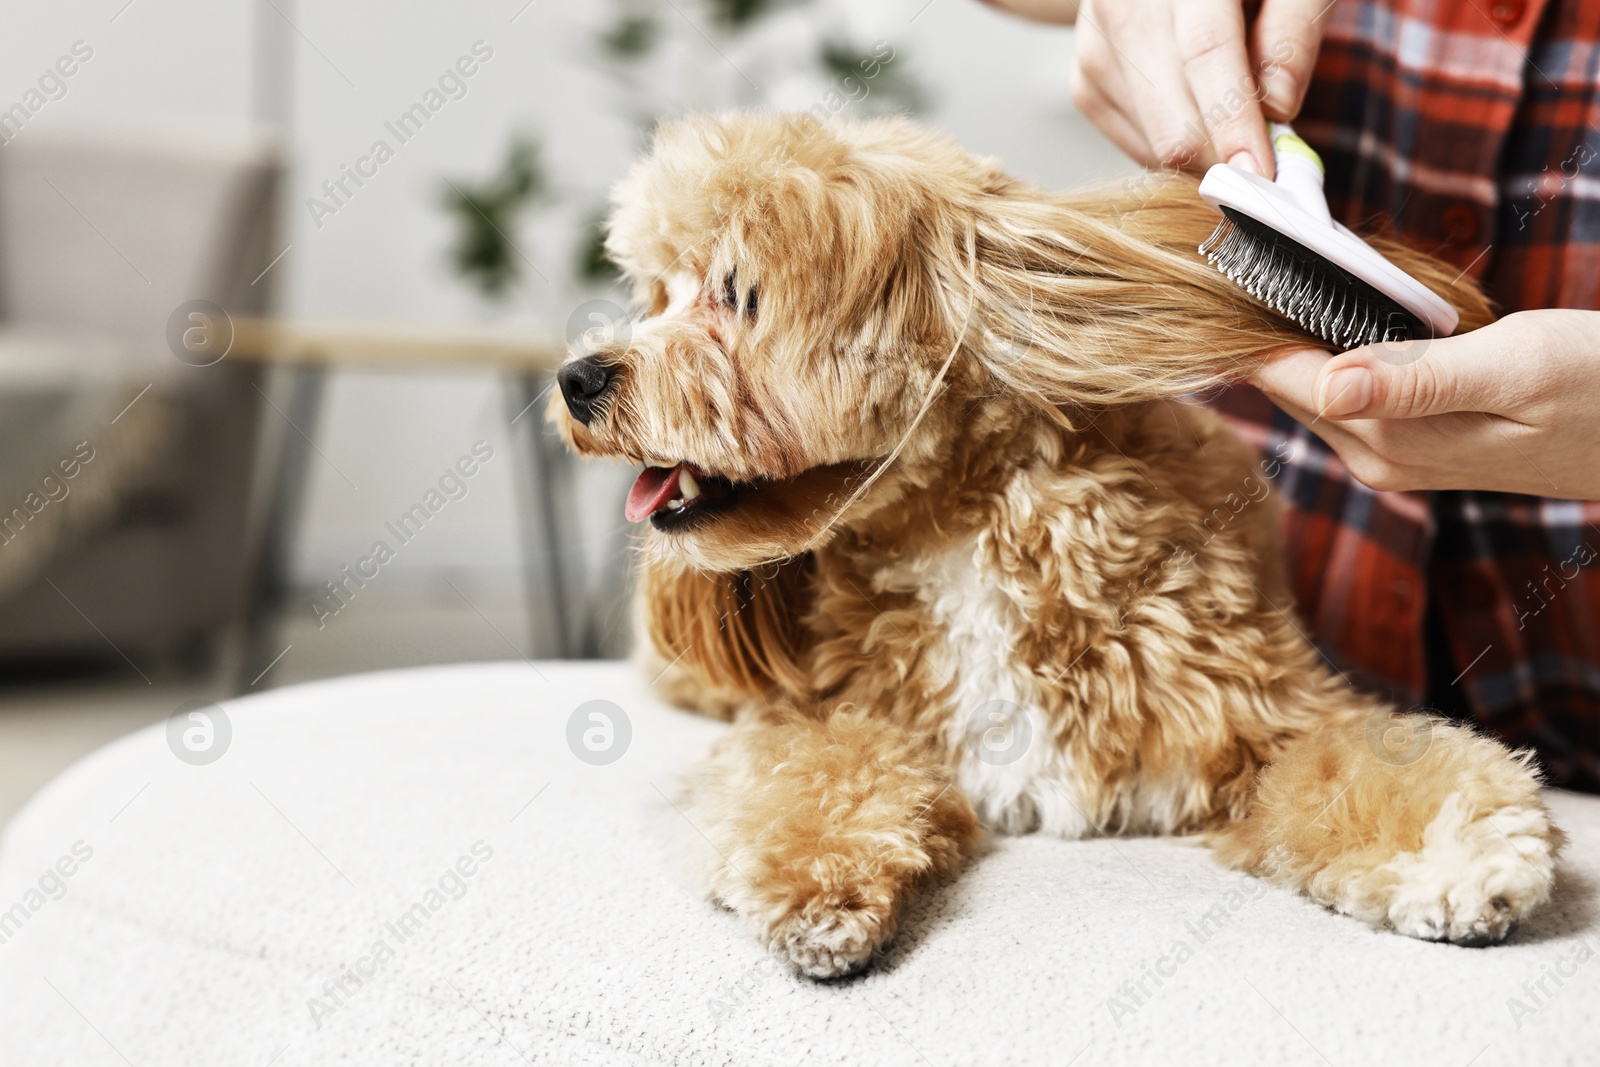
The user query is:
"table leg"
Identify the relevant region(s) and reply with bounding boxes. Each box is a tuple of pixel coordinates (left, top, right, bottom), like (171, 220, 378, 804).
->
(236, 364, 326, 690)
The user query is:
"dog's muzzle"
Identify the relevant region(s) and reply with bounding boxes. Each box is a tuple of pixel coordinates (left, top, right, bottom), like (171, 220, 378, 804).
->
(557, 355, 616, 425)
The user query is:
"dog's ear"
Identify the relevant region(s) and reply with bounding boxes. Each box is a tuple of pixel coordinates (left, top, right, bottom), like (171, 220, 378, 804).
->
(640, 556, 815, 704)
(943, 172, 1494, 413)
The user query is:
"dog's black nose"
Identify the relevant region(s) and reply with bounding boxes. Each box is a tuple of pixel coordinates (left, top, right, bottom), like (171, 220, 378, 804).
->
(557, 356, 615, 425)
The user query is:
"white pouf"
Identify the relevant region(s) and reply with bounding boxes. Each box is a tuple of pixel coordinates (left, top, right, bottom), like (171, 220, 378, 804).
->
(1, 662, 1597, 1066)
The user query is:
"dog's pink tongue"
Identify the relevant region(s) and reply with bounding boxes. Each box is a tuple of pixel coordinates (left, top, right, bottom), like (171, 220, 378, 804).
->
(626, 465, 682, 522)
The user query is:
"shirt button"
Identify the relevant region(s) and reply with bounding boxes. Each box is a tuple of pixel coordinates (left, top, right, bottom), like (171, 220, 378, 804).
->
(1441, 203, 1481, 244)
(1489, 0, 1526, 26)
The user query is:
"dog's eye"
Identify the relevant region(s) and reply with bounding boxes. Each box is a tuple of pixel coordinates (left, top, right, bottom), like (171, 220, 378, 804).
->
(722, 270, 737, 309)
(745, 287, 757, 318)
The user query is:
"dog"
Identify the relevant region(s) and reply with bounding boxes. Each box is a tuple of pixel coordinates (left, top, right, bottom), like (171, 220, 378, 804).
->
(553, 113, 1562, 979)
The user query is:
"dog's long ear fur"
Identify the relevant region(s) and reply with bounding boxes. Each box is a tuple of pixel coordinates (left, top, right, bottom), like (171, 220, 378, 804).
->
(943, 172, 1497, 412)
(641, 556, 816, 704)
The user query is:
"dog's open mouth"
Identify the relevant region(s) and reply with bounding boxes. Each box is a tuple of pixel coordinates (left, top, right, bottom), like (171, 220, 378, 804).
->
(624, 457, 885, 536)
(626, 464, 741, 530)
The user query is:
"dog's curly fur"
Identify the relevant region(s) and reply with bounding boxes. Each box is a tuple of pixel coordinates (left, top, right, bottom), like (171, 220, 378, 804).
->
(554, 113, 1563, 978)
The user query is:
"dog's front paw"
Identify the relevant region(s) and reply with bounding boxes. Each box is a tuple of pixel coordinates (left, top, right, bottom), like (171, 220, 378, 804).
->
(686, 713, 979, 979)
(766, 904, 897, 979)
(1378, 794, 1558, 946)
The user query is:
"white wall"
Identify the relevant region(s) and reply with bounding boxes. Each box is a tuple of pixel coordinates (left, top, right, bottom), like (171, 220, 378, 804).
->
(0, 0, 253, 129)
(1, 0, 1134, 602)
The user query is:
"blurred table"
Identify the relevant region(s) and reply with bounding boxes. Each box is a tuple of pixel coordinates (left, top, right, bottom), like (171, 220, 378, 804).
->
(219, 317, 577, 688)
(229, 317, 565, 371)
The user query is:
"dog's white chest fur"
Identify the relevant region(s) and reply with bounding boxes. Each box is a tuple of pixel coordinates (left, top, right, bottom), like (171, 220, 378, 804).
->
(890, 540, 1091, 836)
(893, 538, 1193, 838)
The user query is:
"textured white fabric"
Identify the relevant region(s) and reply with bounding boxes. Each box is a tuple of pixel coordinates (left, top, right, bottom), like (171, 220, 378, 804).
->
(1, 662, 1596, 1066)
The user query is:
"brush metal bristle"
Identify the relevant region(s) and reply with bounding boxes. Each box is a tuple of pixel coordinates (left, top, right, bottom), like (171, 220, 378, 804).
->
(1199, 207, 1425, 350)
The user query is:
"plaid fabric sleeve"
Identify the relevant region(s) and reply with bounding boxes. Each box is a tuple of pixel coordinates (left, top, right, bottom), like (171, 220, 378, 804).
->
(1207, 0, 1600, 790)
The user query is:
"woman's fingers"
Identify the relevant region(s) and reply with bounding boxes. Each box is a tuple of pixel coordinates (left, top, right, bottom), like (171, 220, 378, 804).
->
(1312, 328, 1528, 421)
(1073, 3, 1195, 165)
(1068, 0, 1331, 174)
(1173, 0, 1274, 172)
(1253, 392, 1377, 467)
(1250, 345, 1330, 411)
(1252, 348, 1527, 492)
(1249, 0, 1333, 120)
(1119, 43, 1214, 168)
(1257, 336, 1516, 423)
(1254, 349, 1431, 490)
(1067, 42, 1157, 165)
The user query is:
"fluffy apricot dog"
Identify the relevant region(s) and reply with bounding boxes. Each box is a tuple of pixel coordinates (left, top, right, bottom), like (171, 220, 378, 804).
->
(553, 113, 1562, 978)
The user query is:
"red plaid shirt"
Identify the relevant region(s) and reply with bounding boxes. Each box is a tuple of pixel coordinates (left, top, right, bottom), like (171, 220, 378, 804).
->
(1213, 0, 1600, 790)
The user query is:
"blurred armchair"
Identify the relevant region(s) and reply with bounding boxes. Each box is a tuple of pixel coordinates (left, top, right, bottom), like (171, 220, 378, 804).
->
(0, 129, 281, 671)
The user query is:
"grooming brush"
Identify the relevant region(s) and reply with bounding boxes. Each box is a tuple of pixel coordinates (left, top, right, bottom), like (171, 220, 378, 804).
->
(1198, 124, 1458, 350)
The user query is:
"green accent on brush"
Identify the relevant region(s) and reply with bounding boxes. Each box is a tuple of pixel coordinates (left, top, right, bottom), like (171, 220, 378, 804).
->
(1272, 130, 1324, 174)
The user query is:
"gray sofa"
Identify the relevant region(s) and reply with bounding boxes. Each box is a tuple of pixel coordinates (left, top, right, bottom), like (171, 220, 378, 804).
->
(0, 131, 281, 670)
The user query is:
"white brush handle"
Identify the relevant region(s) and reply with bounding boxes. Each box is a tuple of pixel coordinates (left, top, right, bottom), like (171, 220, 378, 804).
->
(1269, 123, 1332, 226)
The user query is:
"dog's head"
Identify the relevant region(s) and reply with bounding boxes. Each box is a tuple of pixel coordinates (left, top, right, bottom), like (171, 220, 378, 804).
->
(552, 113, 1486, 575)
(555, 114, 999, 572)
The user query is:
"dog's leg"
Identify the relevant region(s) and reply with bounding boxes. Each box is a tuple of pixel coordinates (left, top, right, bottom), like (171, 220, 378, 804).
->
(681, 707, 979, 978)
(1212, 707, 1561, 945)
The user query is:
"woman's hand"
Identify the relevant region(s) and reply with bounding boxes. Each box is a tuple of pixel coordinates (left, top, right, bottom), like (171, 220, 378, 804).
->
(1251, 310, 1600, 500)
(1057, 0, 1331, 175)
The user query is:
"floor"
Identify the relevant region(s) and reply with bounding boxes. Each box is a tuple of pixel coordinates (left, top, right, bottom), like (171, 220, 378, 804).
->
(0, 583, 535, 827)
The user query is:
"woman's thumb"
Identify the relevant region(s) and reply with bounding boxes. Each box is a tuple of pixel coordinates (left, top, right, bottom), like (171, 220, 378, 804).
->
(1314, 335, 1495, 420)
